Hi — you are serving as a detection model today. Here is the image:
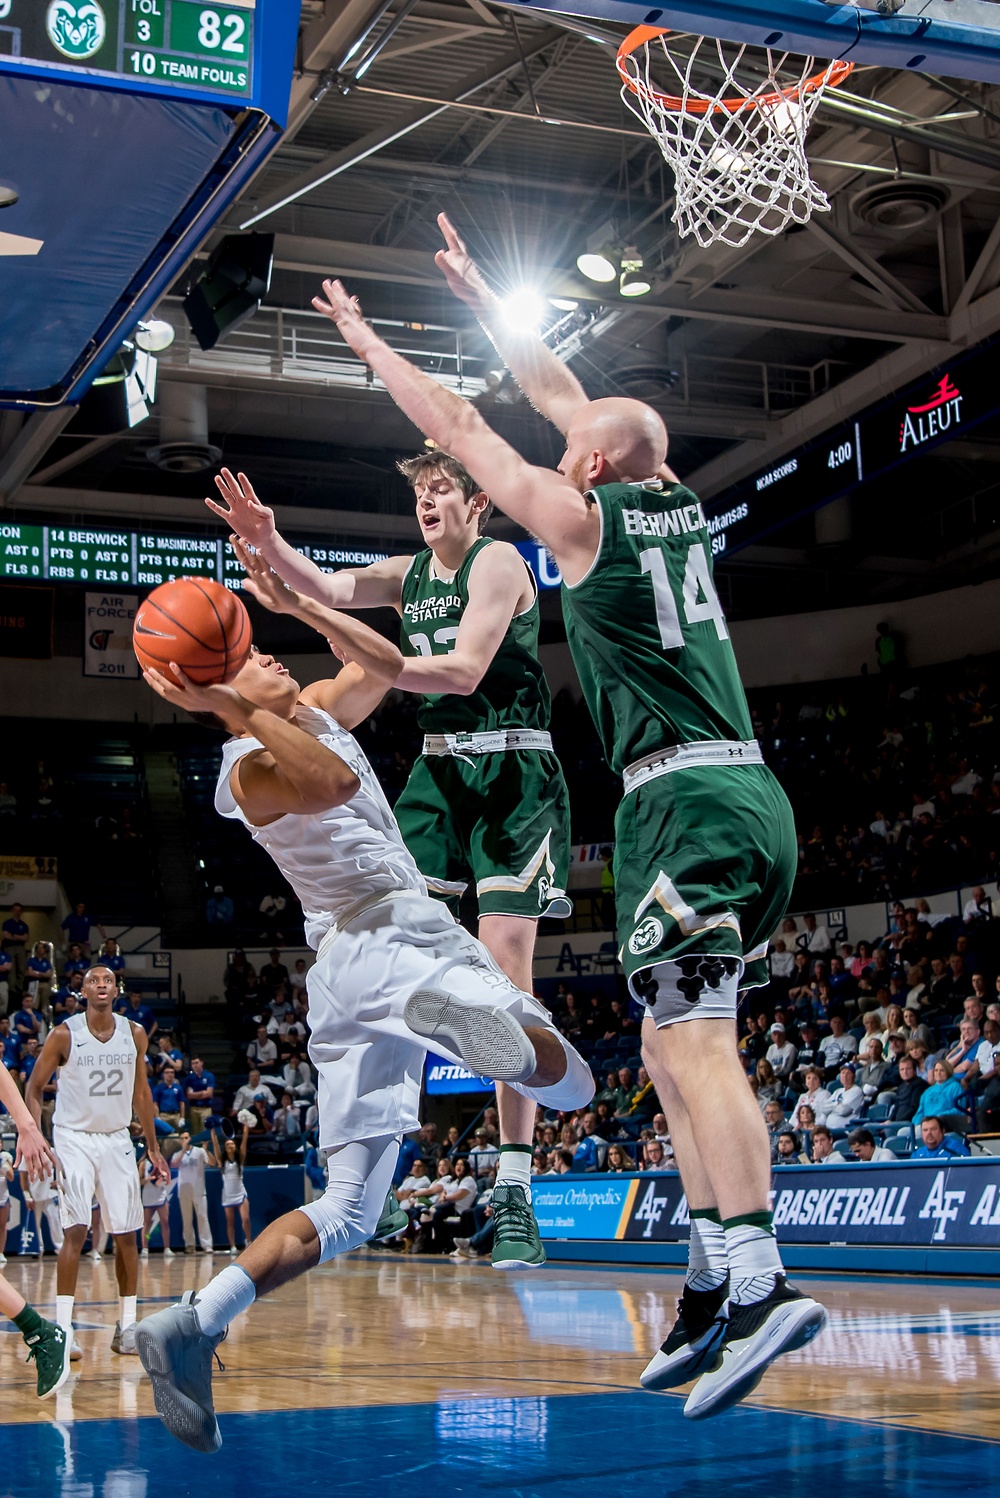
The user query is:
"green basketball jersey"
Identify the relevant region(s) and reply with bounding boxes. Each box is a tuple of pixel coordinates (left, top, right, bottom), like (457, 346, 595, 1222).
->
(561, 481, 753, 774)
(400, 537, 552, 734)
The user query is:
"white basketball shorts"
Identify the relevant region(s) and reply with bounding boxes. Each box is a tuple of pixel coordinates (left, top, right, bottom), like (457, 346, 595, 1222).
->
(54, 1124, 143, 1234)
(307, 892, 555, 1148)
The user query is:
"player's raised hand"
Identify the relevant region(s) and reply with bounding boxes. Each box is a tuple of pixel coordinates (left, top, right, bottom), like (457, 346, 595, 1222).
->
(312, 278, 376, 358)
(230, 536, 299, 616)
(142, 663, 248, 729)
(13, 1116, 56, 1183)
(435, 213, 491, 310)
(207, 469, 276, 547)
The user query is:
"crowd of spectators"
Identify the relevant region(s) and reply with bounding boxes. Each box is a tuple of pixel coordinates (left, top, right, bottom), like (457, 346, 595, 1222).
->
(744, 899, 1000, 1161)
(219, 947, 317, 1155)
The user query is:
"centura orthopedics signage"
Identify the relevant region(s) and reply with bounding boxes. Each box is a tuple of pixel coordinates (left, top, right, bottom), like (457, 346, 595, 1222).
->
(537, 1159, 1000, 1250)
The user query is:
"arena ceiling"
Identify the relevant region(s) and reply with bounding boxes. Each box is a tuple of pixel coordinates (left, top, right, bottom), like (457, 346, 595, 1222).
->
(5, 0, 1000, 618)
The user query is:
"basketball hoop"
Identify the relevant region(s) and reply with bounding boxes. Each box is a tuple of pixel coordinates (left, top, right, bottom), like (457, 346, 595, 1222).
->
(616, 27, 854, 249)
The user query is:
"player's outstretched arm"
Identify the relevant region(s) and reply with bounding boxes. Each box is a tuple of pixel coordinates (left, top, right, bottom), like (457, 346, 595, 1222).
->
(208, 469, 406, 610)
(435, 213, 589, 438)
(130, 1024, 169, 1179)
(396, 541, 527, 697)
(142, 663, 361, 817)
(232, 538, 403, 729)
(0, 1052, 56, 1180)
(312, 278, 599, 583)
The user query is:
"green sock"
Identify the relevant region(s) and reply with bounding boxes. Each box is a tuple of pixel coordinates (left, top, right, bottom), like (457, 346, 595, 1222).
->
(13, 1304, 45, 1341)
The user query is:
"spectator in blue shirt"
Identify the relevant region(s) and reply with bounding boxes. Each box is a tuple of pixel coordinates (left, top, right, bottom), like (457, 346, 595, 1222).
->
(205, 886, 234, 925)
(62, 943, 88, 978)
(18, 1036, 41, 1088)
(911, 1116, 971, 1160)
(572, 1112, 607, 1172)
(115, 988, 157, 1040)
(99, 938, 126, 976)
(151, 1066, 185, 1129)
(150, 1033, 184, 1077)
(0, 1016, 18, 1071)
(1, 904, 29, 994)
(61, 902, 94, 955)
(52, 971, 85, 1021)
(912, 1060, 969, 1133)
(12, 993, 42, 1049)
(26, 942, 54, 1017)
(183, 1057, 216, 1135)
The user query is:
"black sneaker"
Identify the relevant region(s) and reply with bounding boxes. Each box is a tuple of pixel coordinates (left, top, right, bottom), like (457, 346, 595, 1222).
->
(640, 1279, 729, 1391)
(683, 1277, 827, 1420)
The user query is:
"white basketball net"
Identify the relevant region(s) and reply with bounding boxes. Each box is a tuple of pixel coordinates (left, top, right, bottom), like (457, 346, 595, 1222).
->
(618, 33, 848, 249)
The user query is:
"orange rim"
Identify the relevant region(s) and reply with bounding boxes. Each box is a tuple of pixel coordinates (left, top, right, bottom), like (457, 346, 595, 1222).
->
(616, 25, 854, 116)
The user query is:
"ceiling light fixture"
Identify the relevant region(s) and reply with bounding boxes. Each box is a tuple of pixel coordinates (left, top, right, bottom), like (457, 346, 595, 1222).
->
(576, 249, 618, 283)
(619, 249, 651, 298)
(135, 318, 176, 353)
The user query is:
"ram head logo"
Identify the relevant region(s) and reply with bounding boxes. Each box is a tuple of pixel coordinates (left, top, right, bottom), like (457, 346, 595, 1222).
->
(46, 0, 107, 61)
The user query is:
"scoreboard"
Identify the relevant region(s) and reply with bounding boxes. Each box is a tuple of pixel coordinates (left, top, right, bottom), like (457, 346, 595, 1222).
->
(703, 334, 999, 556)
(0, 522, 389, 589)
(0, 0, 256, 100)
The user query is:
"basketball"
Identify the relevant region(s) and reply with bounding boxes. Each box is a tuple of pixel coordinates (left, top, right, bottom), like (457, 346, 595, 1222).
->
(132, 577, 252, 685)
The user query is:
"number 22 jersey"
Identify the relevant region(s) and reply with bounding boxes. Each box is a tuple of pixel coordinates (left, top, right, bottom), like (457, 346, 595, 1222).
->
(561, 481, 753, 774)
(53, 1012, 137, 1133)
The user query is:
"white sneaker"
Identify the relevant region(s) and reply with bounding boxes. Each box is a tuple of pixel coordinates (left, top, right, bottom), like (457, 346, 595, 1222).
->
(228, 1247, 237, 1256)
(163, 1248, 175, 1260)
(90, 1251, 102, 1263)
(403, 988, 537, 1083)
(683, 1279, 828, 1421)
(0, 1253, 7, 1266)
(200, 1247, 214, 1255)
(453, 1238, 471, 1251)
(140, 1248, 149, 1260)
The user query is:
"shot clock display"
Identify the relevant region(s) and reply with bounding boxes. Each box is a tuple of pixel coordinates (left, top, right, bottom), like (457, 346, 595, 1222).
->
(0, 521, 388, 590)
(0, 0, 255, 99)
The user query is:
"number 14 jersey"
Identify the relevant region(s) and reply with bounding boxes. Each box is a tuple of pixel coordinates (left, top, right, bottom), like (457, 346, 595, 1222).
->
(53, 1012, 137, 1133)
(561, 481, 753, 774)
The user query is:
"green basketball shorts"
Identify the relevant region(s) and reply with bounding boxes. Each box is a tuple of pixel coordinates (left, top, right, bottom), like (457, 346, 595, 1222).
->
(393, 749, 573, 920)
(614, 761, 796, 1026)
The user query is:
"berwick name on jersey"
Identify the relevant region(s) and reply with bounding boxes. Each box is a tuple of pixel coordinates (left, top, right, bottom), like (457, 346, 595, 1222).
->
(621, 501, 708, 538)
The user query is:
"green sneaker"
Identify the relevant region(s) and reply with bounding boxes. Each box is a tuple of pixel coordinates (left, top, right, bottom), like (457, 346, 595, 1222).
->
(490, 1183, 546, 1271)
(372, 1188, 408, 1242)
(25, 1319, 70, 1399)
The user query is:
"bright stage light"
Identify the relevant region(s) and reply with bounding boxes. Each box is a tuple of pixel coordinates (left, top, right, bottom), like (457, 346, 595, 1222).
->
(549, 297, 579, 312)
(500, 288, 547, 331)
(135, 318, 176, 353)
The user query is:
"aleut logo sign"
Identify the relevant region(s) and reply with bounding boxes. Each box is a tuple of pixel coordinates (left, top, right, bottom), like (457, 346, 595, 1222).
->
(899, 373, 963, 453)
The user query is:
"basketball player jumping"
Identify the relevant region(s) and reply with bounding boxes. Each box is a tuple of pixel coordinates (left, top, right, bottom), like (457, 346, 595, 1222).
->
(307, 231, 827, 1421)
(209, 453, 572, 1269)
(26, 965, 169, 1359)
(136, 565, 592, 1452)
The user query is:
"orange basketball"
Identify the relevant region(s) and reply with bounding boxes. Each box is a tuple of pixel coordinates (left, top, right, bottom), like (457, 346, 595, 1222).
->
(133, 577, 251, 685)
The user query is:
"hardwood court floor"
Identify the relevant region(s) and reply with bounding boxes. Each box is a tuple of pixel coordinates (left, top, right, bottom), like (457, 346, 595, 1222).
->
(2, 1250, 998, 1497)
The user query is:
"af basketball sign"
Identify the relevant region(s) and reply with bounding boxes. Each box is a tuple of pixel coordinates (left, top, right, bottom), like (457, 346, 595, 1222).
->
(84, 592, 139, 678)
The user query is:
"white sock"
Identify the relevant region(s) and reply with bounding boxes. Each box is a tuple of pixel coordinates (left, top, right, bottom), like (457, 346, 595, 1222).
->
(496, 1145, 532, 1200)
(723, 1215, 784, 1306)
(194, 1265, 256, 1339)
(119, 1295, 137, 1331)
(56, 1295, 74, 1336)
(686, 1210, 728, 1293)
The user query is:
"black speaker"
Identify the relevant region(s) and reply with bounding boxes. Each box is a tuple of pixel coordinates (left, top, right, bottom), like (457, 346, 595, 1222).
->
(183, 233, 275, 351)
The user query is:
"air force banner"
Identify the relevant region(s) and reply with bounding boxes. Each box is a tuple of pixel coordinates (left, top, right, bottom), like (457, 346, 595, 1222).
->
(84, 592, 138, 678)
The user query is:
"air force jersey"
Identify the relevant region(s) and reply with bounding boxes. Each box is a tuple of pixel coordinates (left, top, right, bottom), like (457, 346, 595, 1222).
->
(54, 1012, 137, 1133)
(215, 703, 427, 948)
(561, 481, 754, 774)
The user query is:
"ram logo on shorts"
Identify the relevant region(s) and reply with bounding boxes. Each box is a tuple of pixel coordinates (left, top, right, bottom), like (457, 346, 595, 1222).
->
(628, 916, 664, 956)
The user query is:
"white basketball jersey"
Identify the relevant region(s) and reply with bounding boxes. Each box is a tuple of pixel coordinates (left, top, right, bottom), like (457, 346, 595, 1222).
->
(215, 702, 426, 948)
(54, 1012, 137, 1133)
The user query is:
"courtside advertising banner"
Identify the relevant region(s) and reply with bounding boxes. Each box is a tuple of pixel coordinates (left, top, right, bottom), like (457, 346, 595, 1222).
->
(424, 1053, 496, 1096)
(84, 591, 139, 678)
(537, 1159, 1000, 1249)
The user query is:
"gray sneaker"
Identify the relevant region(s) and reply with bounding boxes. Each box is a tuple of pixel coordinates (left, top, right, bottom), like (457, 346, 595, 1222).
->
(111, 1321, 138, 1355)
(135, 1291, 226, 1452)
(403, 988, 536, 1082)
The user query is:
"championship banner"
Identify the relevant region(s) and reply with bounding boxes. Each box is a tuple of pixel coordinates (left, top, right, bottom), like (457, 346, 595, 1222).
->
(0, 853, 59, 906)
(537, 1159, 1000, 1250)
(83, 591, 139, 678)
